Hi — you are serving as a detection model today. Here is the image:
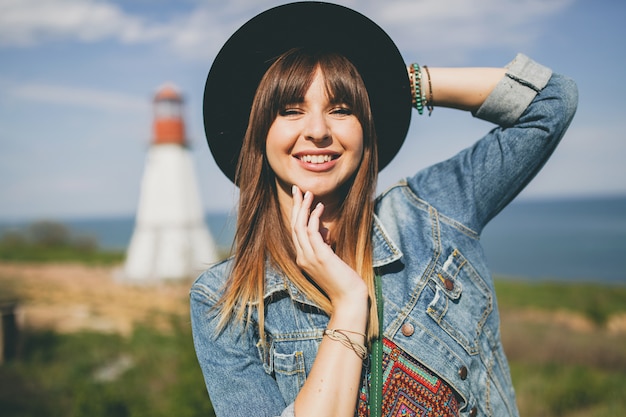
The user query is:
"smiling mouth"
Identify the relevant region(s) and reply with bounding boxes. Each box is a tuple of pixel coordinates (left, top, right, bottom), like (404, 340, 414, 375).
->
(297, 154, 338, 164)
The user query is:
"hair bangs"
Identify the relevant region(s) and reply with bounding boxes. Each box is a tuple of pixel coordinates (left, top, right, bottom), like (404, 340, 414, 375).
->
(318, 57, 367, 118)
(264, 51, 317, 117)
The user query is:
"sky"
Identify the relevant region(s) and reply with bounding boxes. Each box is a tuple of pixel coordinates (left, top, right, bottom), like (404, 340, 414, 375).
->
(1, 0, 625, 221)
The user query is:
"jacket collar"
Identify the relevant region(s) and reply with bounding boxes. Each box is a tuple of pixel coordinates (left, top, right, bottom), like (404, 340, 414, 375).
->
(372, 213, 403, 267)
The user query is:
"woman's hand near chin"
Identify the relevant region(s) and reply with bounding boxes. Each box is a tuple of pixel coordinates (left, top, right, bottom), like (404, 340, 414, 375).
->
(290, 185, 368, 309)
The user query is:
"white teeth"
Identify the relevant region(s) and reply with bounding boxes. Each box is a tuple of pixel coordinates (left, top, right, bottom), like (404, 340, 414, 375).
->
(301, 154, 332, 164)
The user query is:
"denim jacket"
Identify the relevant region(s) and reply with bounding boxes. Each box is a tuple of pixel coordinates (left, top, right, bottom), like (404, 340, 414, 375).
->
(190, 54, 578, 417)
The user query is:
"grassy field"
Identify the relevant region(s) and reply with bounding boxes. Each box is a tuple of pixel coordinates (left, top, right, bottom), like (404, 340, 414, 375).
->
(1, 263, 625, 416)
(496, 280, 626, 417)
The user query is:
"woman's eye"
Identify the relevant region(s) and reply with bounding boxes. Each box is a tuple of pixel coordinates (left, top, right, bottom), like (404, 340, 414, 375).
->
(279, 106, 302, 117)
(331, 106, 353, 116)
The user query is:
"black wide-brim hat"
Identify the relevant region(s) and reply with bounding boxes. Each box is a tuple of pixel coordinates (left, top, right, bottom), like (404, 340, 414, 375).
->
(203, 1, 412, 183)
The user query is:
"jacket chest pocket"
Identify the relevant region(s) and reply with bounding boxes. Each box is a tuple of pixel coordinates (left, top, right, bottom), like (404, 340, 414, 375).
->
(257, 336, 309, 405)
(425, 249, 493, 355)
(273, 350, 306, 402)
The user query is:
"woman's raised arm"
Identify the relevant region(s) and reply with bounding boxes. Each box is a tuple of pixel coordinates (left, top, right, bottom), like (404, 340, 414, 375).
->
(417, 66, 507, 113)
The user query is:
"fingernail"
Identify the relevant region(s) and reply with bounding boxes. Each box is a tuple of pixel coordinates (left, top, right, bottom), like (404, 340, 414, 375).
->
(304, 191, 311, 199)
(292, 185, 297, 195)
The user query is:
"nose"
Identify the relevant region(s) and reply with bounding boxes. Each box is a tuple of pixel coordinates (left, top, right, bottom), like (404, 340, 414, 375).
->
(304, 112, 331, 143)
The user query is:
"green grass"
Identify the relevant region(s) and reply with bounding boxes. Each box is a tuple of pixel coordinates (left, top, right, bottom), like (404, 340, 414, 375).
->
(510, 362, 626, 417)
(496, 278, 626, 417)
(0, 317, 215, 417)
(0, 244, 125, 265)
(495, 278, 626, 324)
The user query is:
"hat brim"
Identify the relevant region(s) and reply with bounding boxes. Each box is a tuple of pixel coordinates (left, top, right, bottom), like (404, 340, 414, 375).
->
(203, 1, 411, 183)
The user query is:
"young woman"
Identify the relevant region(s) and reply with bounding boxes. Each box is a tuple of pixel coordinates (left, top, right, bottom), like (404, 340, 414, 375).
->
(190, 3, 578, 417)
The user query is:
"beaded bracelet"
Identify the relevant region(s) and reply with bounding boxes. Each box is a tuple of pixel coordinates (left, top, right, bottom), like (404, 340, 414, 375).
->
(422, 65, 434, 116)
(410, 63, 424, 115)
(323, 329, 367, 360)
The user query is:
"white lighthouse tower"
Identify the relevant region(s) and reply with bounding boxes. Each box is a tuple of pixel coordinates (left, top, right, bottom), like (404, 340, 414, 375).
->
(122, 84, 219, 283)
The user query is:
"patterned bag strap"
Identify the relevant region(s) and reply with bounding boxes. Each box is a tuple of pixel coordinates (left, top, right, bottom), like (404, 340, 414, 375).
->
(370, 273, 384, 417)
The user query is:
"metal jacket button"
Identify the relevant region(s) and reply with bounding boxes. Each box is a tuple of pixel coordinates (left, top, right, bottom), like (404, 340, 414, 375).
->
(458, 366, 468, 380)
(401, 323, 414, 337)
(469, 406, 477, 417)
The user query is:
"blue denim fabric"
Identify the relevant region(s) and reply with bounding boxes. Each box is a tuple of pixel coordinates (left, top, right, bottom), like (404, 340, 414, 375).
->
(190, 54, 578, 417)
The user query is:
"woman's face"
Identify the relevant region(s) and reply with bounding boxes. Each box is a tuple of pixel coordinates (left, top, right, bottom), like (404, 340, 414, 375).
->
(266, 68, 364, 205)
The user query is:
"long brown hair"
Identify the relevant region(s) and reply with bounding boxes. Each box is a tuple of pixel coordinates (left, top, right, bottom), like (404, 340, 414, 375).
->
(216, 48, 380, 341)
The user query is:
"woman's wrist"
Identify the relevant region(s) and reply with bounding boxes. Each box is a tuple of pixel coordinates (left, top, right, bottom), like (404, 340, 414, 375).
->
(329, 288, 369, 333)
(332, 297, 368, 324)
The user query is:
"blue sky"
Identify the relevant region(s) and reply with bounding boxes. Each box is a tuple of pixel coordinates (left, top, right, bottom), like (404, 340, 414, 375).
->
(1, 0, 624, 221)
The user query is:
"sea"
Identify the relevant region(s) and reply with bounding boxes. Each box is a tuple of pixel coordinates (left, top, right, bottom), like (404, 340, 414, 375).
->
(1, 195, 625, 285)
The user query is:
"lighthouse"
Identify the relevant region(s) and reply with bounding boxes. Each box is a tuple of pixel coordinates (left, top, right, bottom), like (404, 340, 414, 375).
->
(122, 84, 219, 282)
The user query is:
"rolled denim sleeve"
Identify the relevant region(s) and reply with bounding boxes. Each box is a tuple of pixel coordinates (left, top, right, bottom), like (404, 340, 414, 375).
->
(474, 53, 553, 126)
(408, 54, 578, 233)
(190, 272, 291, 417)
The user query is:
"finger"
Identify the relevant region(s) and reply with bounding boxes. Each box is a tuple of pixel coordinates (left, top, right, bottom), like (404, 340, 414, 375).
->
(294, 190, 314, 245)
(306, 202, 327, 247)
(290, 185, 303, 230)
(290, 186, 305, 257)
(304, 203, 336, 270)
(292, 188, 314, 232)
(291, 188, 314, 254)
(293, 191, 320, 265)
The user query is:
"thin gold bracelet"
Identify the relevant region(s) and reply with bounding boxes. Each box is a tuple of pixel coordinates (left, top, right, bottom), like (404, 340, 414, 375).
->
(323, 329, 367, 360)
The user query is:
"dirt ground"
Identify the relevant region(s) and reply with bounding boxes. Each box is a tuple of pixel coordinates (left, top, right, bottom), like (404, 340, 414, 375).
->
(0, 262, 192, 336)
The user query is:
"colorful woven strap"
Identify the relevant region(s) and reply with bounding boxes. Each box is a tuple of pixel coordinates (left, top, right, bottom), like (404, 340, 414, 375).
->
(370, 274, 384, 417)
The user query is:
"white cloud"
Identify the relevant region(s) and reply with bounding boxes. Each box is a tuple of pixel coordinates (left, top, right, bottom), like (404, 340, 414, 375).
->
(0, 0, 576, 62)
(0, 0, 166, 46)
(157, 0, 287, 60)
(164, 7, 233, 61)
(368, 0, 575, 59)
(377, 0, 572, 22)
(0, 0, 277, 64)
(11, 82, 146, 112)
